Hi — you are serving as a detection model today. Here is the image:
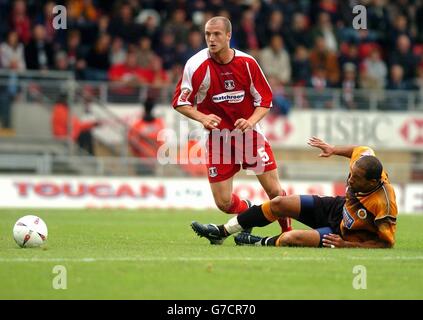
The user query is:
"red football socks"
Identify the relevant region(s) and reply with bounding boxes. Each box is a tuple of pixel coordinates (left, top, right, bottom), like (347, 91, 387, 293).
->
(226, 193, 248, 214)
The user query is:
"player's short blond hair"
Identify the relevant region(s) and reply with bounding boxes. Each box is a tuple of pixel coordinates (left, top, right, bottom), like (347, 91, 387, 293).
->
(206, 16, 232, 34)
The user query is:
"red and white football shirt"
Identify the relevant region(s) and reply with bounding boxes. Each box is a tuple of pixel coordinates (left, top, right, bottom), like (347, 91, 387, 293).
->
(172, 48, 277, 182)
(172, 48, 273, 132)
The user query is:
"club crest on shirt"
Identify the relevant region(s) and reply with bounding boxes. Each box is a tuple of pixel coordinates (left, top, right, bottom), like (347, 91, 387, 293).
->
(357, 208, 367, 220)
(208, 167, 218, 177)
(224, 80, 235, 90)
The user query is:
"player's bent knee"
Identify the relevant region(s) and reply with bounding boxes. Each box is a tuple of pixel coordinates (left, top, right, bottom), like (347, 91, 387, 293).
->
(270, 196, 286, 216)
(215, 200, 233, 213)
(267, 189, 283, 200)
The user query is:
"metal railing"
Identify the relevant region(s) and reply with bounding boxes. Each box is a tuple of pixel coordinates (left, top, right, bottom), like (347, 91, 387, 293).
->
(1, 73, 423, 111)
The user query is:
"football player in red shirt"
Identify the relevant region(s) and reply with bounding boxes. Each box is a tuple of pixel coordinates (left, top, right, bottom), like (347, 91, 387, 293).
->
(172, 17, 292, 243)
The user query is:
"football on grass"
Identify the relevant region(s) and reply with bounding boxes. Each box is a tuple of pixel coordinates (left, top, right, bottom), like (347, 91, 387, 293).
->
(13, 215, 48, 248)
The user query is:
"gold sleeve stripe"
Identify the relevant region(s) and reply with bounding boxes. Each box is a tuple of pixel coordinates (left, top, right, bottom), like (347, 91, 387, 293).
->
(381, 185, 391, 216)
(262, 201, 278, 223)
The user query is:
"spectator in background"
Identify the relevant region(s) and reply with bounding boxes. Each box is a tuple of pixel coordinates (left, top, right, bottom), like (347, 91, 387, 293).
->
(54, 50, 71, 71)
(51, 94, 98, 154)
(127, 98, 165, 175)
(340, 62, 359, 110)
(338, 42, 360, 72)
(179, 28, 204, 64)
(389, 35, 418, 81)
(360, 47, 387, 90)
(417, 4, 423, 43)
(24, 24, 54, 70)
(110, 37, 127, 65)
(307, 67, 333, 109)
(155, 30, 177, 71)
(137, 36, 154, 68)
(415, 62, 423, 106)
(94, 14, 110, 39)
(236, 9, 260, 56)
(67, 0, 99, 26)
(34, 1, 58, 45)
(267, 76, 291, 116)
(0, 69, 18, 130)
(0, 76, 16, 129)
(388, 14, 413, 47)
(137, 9, 161, 44)
(108, 2, 142, 44)
(292, 45, 312, 87)
(285, 12, 313, 52)
(309, 36, 340, 86)
(109, 51, 169, 104)
(163, 9, 190, 45)
(0, 30, 22, 130)
(64, 29, 87, 78)
(0, 30, 26, 71)
(385, 64, 413, 111)
(84, 33, 111, 81)
(9, 0, 31, 45)
(259, 10, 286, 48)
(143, 55, 170, 103)
(366, 0, 390, 45)
(312, 12, 338, 53)
(0, 0, 10, 41)
(259, 34, 291, 85)
(108, 51, 148, 101)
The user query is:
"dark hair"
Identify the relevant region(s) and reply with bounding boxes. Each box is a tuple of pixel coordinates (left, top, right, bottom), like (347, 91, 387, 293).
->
(356, 156, 383, 181)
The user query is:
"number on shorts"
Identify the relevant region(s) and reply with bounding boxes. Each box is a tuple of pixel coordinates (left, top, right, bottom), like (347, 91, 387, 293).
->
(258, 147, 269, 162)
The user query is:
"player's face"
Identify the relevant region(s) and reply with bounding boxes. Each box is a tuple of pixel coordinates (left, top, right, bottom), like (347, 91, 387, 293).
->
(205, 21, 230, 54)
(348, 164, 373, 193)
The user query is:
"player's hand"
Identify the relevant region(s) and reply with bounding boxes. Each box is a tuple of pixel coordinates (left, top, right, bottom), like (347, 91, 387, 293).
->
(307, 136, 335, 157)
(322, 233, 346, 248)
(234, 118, 253, 132)
(201, 114, 221, 130)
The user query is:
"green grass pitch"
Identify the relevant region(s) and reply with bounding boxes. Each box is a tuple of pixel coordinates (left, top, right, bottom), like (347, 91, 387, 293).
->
(1, 209, 422, 300)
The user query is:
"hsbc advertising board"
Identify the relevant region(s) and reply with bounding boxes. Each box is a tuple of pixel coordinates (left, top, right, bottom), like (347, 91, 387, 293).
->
(97, 105, 422, 151)
(261, 111, 423, 150)
(0, 176, 419, 214)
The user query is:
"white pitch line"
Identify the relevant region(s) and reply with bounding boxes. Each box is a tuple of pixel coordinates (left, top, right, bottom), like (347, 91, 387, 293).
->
(1, 256, 423, 263)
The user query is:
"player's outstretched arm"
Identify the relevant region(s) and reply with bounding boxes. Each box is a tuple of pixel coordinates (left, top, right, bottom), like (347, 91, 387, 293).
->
(322, 233, 392, 248)
(307, 136, 357, 159)
(175, 105, 221, 130)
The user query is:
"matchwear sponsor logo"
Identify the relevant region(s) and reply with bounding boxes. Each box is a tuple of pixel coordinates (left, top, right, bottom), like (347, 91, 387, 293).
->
(212, 91, 245, 104)
(224, 80, 235, 90)
(343, 206, 355, 229)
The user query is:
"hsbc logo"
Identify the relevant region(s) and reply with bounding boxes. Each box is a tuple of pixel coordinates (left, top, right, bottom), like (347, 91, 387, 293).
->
(212, 90, 245, 104)
(400, 118, 423, 145)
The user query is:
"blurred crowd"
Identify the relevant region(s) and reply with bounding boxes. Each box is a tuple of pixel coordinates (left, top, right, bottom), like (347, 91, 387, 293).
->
(0, 0, 422, 112)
